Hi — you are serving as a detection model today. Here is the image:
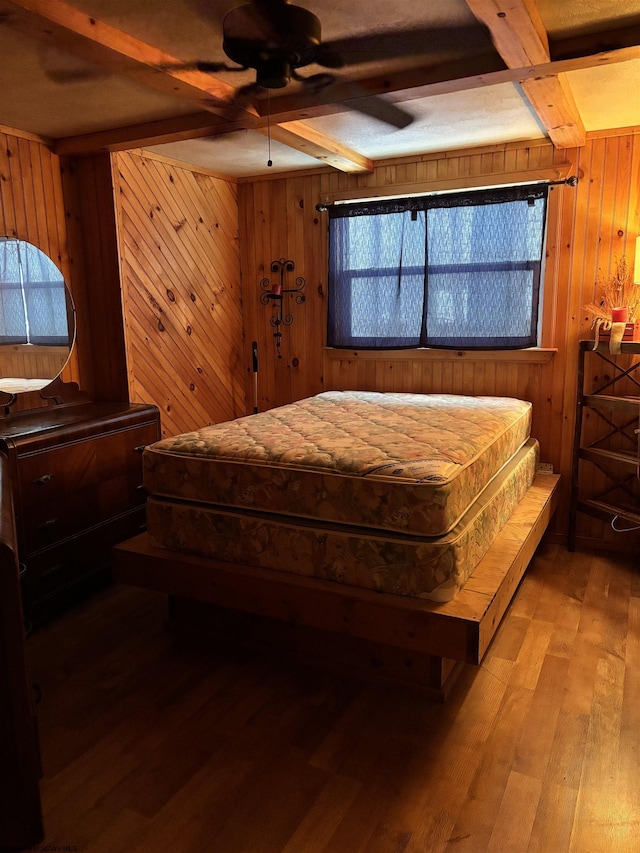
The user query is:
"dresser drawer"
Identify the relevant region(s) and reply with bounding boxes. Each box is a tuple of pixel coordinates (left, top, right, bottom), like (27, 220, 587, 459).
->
(15, 421, 157, 553)
(16, 421, 157, 504)
(23, 506, 148, 607)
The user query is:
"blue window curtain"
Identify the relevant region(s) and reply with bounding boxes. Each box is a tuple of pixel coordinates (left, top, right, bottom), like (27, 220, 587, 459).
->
(0, 239, 68, 345)
(327, 184, 548, 350)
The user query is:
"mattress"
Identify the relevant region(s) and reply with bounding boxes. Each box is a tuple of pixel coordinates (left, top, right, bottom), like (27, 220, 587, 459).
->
(146, 438, 539, 603)
(144, 391, 532, 536)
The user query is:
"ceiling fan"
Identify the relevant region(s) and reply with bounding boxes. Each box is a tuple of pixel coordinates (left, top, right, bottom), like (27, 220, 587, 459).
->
(188, 0, 495, 129)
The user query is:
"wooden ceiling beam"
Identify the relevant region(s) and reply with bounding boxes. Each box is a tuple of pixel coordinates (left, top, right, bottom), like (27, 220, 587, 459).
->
(259, 123, 374, 173)
(465, 0, 586, 148)
(465, 0, 549, 65)
(520, 74, 586, 149)
(550, 21, 640, 59)
(55, 112, 234, 156)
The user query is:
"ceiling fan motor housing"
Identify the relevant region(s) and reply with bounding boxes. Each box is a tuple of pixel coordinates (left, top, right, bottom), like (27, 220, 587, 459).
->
(223, 2, 322, 89)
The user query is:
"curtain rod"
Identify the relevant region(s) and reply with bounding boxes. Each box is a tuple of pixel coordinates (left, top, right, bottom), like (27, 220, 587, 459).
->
(316, 175, 579, 211)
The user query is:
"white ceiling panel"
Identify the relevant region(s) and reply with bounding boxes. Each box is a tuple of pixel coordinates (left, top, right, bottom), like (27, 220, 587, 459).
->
(147, 130, 322, 176)
(566, 58, 640, 132)
(537, 0, 640, 37)
(299, 83, 547, 160)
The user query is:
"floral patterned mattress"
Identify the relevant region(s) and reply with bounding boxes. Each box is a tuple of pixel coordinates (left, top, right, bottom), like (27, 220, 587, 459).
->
(146, 439, 539, 602)
(144, 391, 532, 537)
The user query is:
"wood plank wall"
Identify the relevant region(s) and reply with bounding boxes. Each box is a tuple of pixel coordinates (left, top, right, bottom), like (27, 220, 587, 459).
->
(238, 171, 327, 411)
(566, 133, 640, 548)
(61, 152, 129, 402)
(238, 132, 640, 547)
(0, 135, 247, 436)
(112, 151, 246, 438)
(0, 129, 80, 411)
(0, 345, 69, 384)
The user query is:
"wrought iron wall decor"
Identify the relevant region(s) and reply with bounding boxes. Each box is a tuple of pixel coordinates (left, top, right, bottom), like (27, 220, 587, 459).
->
(259, 258, 306, 359)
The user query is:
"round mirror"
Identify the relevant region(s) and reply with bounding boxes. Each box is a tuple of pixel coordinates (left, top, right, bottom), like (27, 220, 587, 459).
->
(0, 237, 75, 394)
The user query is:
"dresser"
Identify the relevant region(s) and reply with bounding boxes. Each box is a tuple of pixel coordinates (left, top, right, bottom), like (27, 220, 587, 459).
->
(0, 401, 160, 626)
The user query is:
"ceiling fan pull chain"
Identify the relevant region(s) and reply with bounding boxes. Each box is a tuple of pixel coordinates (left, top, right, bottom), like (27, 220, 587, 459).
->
(267, 90, 273, 168)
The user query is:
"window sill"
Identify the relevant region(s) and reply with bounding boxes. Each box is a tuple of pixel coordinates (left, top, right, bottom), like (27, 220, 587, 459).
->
(324, 347, 557, 364)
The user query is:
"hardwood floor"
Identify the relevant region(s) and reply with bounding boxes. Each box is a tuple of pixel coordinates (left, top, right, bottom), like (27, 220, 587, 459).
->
(25, 543, 640, 853)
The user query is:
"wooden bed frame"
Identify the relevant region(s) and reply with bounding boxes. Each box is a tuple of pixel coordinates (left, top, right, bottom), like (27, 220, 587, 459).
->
(112, 473, 559, 700)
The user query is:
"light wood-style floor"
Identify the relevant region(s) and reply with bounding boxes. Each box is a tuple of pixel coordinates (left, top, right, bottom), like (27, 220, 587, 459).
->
(26, 543, 640, 853)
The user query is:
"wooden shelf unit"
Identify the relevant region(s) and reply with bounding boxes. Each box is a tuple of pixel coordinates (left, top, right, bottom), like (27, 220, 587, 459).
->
(568, 340, 640, 550)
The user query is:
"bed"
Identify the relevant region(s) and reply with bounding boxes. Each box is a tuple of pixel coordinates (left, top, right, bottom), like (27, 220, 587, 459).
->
(113, 391, 559, 698)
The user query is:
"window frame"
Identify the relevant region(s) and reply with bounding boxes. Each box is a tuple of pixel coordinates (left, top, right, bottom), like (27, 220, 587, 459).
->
(326, 183, 550, 352)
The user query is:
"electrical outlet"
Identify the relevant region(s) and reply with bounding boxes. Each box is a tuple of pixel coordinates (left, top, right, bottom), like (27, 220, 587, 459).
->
(537, 462, 554, 474)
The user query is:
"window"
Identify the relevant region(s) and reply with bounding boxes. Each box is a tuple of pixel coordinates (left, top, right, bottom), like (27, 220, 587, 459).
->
(0, 238, 69, 345)
(327, 184, 548, 350)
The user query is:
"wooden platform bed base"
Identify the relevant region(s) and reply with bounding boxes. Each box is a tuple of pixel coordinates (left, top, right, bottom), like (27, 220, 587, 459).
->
(112, 474, 560, 701)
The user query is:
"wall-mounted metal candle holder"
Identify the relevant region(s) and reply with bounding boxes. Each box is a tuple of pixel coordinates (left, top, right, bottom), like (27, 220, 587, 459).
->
(259, 258, 306, 359)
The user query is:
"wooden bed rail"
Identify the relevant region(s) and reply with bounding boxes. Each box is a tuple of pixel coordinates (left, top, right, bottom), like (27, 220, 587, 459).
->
(113, 474, 560, 699)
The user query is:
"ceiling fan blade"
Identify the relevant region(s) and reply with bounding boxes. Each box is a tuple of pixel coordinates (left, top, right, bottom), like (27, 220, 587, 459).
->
(316, 24, 494, 67)
(293, 72, 412, 129)
(38, 44, 111, 84)
(192, 60, 247, 74)
(157, 60, 250, 78)
(292, 70, 335, 90)
(44, 66, 110, 84)
(341, 86, 414, 129)
(229, 81, 264, 108)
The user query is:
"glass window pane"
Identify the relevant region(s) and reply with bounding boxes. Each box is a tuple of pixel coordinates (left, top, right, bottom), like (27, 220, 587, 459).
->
(0, 239, 67, 345)
(327, 186, 547, 350)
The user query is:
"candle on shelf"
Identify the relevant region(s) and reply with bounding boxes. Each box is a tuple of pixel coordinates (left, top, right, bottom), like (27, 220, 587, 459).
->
(611, 306, 628, 323)
(271, 281, 282, 296)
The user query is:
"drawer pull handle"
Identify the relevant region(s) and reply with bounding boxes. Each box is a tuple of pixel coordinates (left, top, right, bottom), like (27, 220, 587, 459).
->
(136, 484, 146, 492)
(134, 444, 147, 453)
(32, 473, 53, 485)
(39, 563, 64, 579)
(38, 518, 58, 532)
(19, 561, 27, 575)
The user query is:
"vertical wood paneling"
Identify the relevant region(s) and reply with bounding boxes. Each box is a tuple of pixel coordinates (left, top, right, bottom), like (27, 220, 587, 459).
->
(113, 151, 245, 438)
(563, 134, 640, 545)
(0, 131, 80, 411)
(61, 153, 129, 402)
(238, 134, 640, 545)
(0, 346, 68, 384)
(239, 171, 325, 415)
